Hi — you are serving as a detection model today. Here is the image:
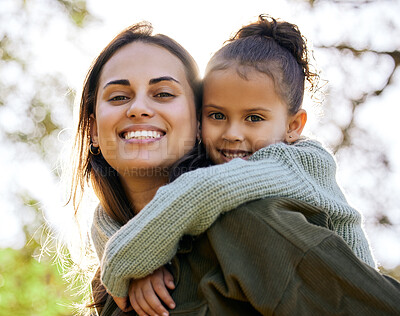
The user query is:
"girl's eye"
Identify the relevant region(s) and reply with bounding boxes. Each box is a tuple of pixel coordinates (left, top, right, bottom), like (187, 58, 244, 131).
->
(209, 112, 226, 120)
(245, 115, 264, 122)
(155, 92, 175, 98)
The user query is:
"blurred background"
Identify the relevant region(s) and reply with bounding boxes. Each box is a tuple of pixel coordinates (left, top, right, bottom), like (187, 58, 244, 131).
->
(0, 0, 399, 314)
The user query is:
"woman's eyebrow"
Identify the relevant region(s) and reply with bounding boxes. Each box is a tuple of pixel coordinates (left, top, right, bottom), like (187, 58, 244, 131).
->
(103, 79, 130, 89)
(149, 76, 180, 85)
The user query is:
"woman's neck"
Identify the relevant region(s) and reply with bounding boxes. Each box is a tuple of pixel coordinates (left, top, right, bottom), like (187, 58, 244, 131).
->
(120, 173, 169, 214)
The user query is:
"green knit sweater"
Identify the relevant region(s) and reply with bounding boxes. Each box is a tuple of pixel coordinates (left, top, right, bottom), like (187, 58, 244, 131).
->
(91, 139, 376, 297)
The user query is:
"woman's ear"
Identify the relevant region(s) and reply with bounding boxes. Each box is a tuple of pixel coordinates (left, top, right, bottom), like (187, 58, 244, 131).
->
(285, 109, 307, 143)
(89, 114, 99, 146)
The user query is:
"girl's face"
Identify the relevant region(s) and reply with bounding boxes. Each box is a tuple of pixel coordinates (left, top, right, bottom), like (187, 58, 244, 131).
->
(202, 68, 295, 165)
(91, 42, 197, 176)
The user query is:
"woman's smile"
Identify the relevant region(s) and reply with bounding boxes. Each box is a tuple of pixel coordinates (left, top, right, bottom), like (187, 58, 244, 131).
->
(119, 125, 166, 143)
(91, 42, 197, 174)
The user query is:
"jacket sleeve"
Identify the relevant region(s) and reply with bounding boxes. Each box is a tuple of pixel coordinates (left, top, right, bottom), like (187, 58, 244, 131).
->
(202, 198, 400, 315)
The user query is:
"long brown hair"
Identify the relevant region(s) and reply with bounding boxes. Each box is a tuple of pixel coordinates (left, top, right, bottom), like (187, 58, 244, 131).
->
(70, 22, 201, 224)
(68, 22, 201, 312)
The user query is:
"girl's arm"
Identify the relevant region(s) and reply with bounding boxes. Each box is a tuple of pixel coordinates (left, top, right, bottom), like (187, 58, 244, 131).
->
(91, 155, 293, 261)
(99, 152, 296, 297)
(98, 140, 374, 297)
(91, 140, 310, 258)
(97, 141, 369, 296)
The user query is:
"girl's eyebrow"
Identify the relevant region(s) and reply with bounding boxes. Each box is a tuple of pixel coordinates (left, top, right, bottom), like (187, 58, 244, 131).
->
(244, 107, 272, 112)
(203, 104, 224, 110)
(149, 76, 180, 85)
(203, 104, 271, 112)
(103, 79, 130, 89)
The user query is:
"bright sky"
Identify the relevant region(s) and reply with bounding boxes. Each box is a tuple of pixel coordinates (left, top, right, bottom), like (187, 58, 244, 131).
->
(65, 0, 305, 85)
(1, 0, 399, 268)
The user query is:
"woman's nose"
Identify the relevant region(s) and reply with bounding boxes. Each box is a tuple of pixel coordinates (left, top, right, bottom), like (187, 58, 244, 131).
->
(126, 96, 155, 118)
(222, 123, 244, 142)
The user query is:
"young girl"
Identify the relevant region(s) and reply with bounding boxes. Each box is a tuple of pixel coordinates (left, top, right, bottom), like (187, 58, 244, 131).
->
(92, 15, 376, 314)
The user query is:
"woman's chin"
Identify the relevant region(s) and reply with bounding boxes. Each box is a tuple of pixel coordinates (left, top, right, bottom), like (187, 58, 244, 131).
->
(113, 160, 172, 178)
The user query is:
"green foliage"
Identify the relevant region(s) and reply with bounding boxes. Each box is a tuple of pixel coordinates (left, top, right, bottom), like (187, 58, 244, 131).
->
(0, 246, 82, 316)
(56, 0, 91, 27)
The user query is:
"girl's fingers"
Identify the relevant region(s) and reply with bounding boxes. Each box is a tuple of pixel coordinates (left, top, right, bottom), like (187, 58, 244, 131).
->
(112, 295, 133, 312)
(162, 266, 175, 290)
(142, 280, 170, 316)
(134, 287, 155, 315)
(152, 271, 175, 310)
(129, 291, 148, 316)
(128, 266, 175, 316)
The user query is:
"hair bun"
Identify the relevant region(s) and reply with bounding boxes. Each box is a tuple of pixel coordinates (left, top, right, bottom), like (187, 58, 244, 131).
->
(232, 15, 305, 67)
(233, 14, 308, 73)
(228, 14, 318, 97)
(234, 14, 278, 40)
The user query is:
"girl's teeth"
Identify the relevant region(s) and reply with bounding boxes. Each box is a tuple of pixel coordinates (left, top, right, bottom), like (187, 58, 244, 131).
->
(223, 152, 247, 158)
(124, 131, 162, 139)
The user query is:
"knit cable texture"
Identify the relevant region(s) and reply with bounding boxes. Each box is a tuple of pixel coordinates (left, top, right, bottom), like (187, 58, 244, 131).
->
(93, 139, 375, 297)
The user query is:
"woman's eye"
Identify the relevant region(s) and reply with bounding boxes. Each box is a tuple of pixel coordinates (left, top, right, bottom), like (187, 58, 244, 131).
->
(108, 95, 129, 102)
(209, 112, 225, 120)
(245, 115, 264, 122)
(155, 92, 174, 98)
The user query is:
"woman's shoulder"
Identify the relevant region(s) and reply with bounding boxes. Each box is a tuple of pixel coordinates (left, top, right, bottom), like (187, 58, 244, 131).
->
(216, 197, 332, 230)
(206, 197, 334, 255)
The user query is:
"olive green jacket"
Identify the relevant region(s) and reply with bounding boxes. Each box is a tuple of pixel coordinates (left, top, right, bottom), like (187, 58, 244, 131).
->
(99, 198, 400, 316)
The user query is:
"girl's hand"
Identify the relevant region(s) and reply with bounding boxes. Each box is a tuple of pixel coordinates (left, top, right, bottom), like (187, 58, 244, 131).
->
(112, 295, 133, 313)
(129, 266, 176, 316)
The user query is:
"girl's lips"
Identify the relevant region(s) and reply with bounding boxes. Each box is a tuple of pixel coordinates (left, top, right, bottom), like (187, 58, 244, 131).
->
(218, 149, 252, 160)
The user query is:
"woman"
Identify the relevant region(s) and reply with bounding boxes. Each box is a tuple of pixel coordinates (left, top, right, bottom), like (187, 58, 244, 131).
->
(68, 22, 202, 314)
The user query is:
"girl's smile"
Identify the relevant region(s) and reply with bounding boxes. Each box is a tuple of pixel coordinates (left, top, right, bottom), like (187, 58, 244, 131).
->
(202, 67, 294, 165)
(218, 149, 252, 162)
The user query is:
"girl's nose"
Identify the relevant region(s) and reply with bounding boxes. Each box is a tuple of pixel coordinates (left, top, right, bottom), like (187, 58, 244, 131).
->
(222, 124, 244, 142)
(126, 96, 155, 118)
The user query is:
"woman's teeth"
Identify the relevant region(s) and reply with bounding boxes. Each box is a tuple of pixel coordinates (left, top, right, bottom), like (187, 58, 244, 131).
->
(222, 151, 248, 158)
(124, 130, 163, 140)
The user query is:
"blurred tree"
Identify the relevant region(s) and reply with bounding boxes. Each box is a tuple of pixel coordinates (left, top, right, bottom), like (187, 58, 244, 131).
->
(0, 0, 90, 163)
(298, 0, 400, 272)
(0, 0, 92, 313)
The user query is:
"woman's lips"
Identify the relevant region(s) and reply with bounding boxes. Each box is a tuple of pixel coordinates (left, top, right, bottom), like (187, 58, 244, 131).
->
(123, 130, 164, 140)
(119, 125, 166, 143)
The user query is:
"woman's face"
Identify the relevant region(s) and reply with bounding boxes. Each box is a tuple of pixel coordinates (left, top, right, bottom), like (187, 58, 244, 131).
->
(91, 42, 197, 176)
